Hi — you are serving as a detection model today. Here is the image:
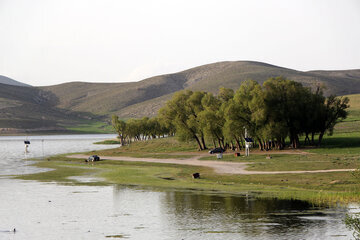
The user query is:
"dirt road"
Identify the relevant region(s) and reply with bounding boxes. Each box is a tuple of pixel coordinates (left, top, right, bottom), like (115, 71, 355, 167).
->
(70, 154, 356, 175)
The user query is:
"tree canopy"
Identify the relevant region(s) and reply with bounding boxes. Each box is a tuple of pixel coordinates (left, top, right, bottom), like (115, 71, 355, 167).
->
(112, 77, 349, 150)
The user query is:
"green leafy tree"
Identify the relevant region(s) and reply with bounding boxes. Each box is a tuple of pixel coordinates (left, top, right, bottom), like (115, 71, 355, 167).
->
(224, 80, 265, 150)
(198, 92, 225, 148)
(263, 77, 310, 148)
(218, 87, 234, 103)
(317, 95, 349, 145)
(111, 115, 127, 146)
(158, 90, 207, 150)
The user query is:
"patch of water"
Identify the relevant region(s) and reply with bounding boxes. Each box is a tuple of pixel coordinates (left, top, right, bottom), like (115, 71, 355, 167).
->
(0, 134, 117, 176)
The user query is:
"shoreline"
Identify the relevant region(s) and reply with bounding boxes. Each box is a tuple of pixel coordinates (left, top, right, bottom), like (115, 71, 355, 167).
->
(15, 149, 360, 206)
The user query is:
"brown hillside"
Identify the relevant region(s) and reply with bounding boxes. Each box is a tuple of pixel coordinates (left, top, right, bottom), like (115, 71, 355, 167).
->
(41, 61, 360, 118)
(0, 83, 96, 130)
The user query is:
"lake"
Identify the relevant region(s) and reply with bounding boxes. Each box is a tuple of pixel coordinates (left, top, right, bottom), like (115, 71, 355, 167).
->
(0, 134, 356, 239)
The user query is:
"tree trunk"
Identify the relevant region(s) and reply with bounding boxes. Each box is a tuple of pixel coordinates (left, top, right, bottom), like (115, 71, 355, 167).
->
(212, 139, 217, 148)
(294, 135, 300, 148)
(311, 132, 315, 145)
(218, 139, 222, 149)
(304, 133, 310, 145)
(120, 136, 125, 146)
(235, 138, 241, 151)
(201, 136, 207, 150)
(318, 131, 325, 146)
(194, 135, 203, 150)
(230, 141, 235, 151)
(257, 138, 263, 151)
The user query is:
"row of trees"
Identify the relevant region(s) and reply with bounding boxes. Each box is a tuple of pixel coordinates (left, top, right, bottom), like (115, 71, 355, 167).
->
(111, 115, 172, 145)
(158, 77, 349, 150)
(112, 77, 349, 150)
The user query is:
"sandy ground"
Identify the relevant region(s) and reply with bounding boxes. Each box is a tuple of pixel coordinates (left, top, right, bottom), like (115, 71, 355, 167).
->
(70, 154, 356, 175)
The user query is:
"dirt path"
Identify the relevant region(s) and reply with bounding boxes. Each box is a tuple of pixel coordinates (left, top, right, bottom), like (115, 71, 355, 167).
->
(69, 154, 356, 175)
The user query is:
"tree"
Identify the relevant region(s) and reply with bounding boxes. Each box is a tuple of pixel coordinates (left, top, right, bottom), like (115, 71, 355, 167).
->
(263, 77, 311, 148)
(198, 92, 225, 148)
(218, 87, 234, 102)
(223, 80, 266, 150)
(113, 77, 349, 152)
(158, 90, 207, 150)
(111, 115, 127, 146)
(317, 95, 349, 145)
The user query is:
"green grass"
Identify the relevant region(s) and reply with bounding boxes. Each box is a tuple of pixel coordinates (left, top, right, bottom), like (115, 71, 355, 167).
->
(65, 120, 114, 134)
(332, 93, 360, 134)
(18, 155, 360, 205)
(94, 137, 198, 154)
(200, 153, 360, 171)
(18, 161, 102, 185)
(88, 150, 194, 159)
(304, 132, 360, 154)
(94, 139, 120, 145)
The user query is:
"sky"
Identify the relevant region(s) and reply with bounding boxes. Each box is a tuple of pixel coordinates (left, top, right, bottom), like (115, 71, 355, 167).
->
(0, 0, 359, 86)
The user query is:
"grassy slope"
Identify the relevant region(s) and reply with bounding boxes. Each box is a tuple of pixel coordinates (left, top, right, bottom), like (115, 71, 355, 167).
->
(0, 83, 112, 132)
(64, 120, 114, 134)
(0, 83, 71, 129)
(316, 94, 360, 153)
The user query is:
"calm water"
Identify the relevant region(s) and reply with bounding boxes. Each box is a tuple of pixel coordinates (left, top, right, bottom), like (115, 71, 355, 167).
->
(0, 134, 118, 176)
(0, 135, 357, 239)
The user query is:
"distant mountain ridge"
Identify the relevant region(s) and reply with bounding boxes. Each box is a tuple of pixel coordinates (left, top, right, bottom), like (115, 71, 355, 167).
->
(0, 75, 31, 87)
(1, 60, 360, 131)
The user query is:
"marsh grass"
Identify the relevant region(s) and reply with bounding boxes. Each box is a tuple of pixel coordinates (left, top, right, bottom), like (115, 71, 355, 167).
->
(94, 139, 120, 145)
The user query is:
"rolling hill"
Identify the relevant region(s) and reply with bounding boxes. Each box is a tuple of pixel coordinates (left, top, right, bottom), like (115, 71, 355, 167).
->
(1, 60, 360, 132)
(0, 83, 99, 133)
(41, 61, 360, 118)
(0, 75, 31, 87)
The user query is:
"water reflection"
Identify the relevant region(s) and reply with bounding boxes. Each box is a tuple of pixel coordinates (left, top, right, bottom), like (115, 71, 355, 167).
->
(0, 180, 354, 240)
(157, 190, 350, 239)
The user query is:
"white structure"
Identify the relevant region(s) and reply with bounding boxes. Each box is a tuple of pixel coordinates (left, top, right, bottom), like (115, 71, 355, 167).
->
(24, 140, 30, 153)
(244, 127, 253, 156)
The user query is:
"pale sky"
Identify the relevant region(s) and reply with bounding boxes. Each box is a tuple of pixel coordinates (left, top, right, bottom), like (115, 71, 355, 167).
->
(0, 0, 359, 86)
